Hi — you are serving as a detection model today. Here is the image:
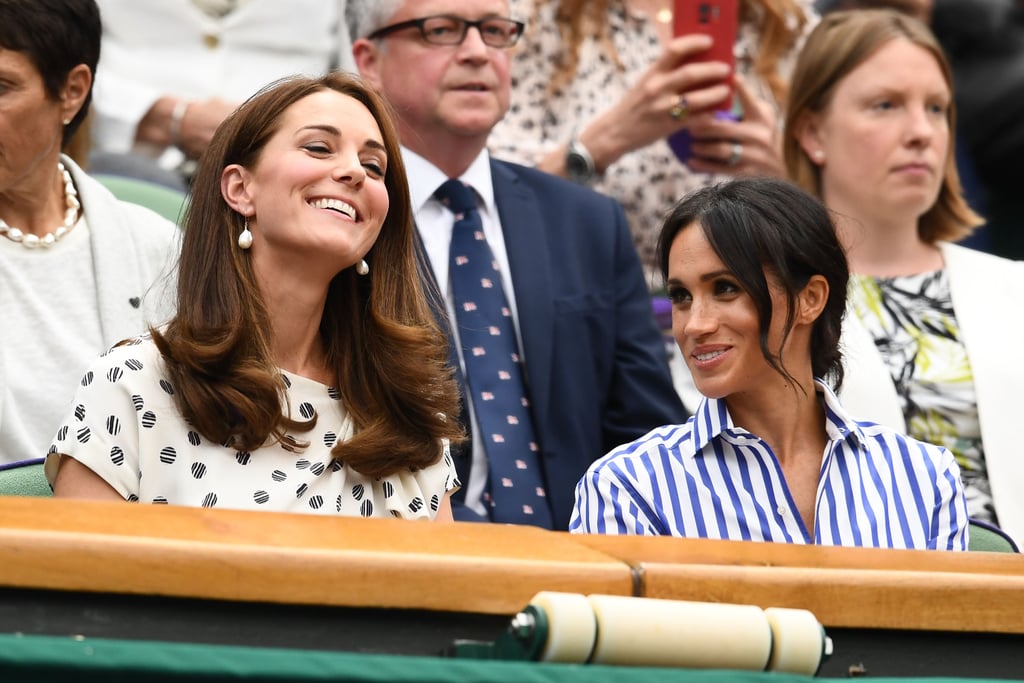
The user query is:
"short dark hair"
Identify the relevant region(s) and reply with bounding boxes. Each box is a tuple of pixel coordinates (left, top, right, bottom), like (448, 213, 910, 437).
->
(657, 178, 849, 389)
(0, 0, 101, 147)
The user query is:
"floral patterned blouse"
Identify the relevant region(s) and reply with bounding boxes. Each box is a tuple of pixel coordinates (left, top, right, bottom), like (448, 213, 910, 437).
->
(849, 271, 996, 523)
(490, 0, 816, 284)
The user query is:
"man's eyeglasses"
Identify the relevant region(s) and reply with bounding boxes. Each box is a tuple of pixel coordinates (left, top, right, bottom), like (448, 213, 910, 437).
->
(367, 15, 525, 48)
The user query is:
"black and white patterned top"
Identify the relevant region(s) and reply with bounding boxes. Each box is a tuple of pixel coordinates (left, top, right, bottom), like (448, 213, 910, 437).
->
(46, 337, 458, 519)
(849, 271, 993, 524)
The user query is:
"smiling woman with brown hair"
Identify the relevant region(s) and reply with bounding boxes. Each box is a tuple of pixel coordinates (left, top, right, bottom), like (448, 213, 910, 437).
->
(47, 72, 465, 521)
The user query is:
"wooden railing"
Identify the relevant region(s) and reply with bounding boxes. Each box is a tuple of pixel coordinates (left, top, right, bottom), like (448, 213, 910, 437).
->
(1, 496, 1023, 634)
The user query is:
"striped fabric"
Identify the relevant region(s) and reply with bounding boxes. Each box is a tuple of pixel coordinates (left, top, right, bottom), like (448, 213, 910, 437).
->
(570, 380, 968, 550)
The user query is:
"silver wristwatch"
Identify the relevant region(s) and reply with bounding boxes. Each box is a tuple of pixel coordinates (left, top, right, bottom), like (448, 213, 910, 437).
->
(565, 131, 597, 185)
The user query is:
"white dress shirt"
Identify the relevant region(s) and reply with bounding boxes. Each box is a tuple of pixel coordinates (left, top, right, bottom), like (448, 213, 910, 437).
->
(403, 147, 526, 518)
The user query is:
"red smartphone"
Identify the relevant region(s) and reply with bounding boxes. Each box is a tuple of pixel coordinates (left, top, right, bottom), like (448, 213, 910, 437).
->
(673, 0, 738, 110)
(667, 0, 739, 163)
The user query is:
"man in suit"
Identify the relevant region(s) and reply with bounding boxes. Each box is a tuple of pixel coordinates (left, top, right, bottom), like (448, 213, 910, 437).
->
(348, 0, 686, 529)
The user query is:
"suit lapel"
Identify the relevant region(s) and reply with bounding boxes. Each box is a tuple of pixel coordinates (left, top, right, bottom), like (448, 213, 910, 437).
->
(413, 231, 461, 379)
(413, 229, 472, 499)
(490, 161, 555, 439)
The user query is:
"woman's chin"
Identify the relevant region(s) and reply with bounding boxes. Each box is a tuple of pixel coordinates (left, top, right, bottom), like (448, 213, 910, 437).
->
(692, 378, 730, 401)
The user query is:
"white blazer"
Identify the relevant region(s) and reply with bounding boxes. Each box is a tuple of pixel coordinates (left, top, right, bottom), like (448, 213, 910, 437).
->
(840, 242, 1024, 545)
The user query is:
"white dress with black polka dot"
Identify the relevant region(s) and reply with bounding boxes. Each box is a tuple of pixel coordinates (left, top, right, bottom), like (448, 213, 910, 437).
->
(46, 337, 459, 519)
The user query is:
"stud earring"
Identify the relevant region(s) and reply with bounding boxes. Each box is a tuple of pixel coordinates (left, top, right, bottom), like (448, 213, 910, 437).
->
(238, 217, 253, 250)
(62, 118, 71, 126)
(356, 259, 369, 275)
(812, 150, 825, 163)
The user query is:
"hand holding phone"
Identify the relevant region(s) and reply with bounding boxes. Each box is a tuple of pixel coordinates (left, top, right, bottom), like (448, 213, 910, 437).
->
(667, 0, 739, 163)
(673, 0, 738, 112)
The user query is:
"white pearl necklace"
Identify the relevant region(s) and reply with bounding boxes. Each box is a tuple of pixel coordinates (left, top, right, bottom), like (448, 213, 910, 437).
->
(0, 162, 80, 249)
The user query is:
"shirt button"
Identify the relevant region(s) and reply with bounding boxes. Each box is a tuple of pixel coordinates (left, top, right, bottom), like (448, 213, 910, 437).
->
(777, 506, 788, 517)
(203, 33, 220, 49)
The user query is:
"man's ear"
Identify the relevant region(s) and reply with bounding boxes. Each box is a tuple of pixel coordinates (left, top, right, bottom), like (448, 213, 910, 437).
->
(60, 64, 92, 123)
(797, 274, 829, 326)
(221, 164, 253, 216)
(352, 38, 383, 90)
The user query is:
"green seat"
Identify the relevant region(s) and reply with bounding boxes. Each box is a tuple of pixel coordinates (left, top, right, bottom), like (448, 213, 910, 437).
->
(95, 174, 188, 225)
(0, 458, 52, 497)
(967, 519, 1019, 553)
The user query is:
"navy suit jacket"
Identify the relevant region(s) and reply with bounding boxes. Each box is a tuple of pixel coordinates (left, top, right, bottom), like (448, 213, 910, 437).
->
(424, 159, 687, 529)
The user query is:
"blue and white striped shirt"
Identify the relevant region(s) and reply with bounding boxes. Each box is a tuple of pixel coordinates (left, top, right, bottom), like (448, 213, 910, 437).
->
(570, 381, 968, 550)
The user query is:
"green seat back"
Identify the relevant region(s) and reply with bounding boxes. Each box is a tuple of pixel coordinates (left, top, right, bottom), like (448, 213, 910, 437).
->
(0, 458, 52, 497)
(95, 174, 188, 226)
(967, 519, 1019, 553)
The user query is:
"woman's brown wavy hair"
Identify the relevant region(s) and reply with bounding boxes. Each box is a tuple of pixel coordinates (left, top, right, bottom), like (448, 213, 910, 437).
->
(152, 71, 463, 477)
(783, 9, 983, 243)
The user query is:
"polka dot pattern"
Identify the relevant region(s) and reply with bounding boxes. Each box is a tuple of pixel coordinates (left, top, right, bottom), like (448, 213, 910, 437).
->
(47, 337, 459, 519)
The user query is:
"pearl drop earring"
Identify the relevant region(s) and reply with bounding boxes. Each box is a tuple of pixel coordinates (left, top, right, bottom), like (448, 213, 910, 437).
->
(356, 259, 369, 276)
(238, 217, 253, 249)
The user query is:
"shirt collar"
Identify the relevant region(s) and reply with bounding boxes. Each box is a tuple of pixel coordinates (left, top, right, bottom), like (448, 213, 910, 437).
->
(686, 394, 733, 458)
(402, 146, 496, 216)
(817, 379, 865, 448)
(685, 378, 863, 458)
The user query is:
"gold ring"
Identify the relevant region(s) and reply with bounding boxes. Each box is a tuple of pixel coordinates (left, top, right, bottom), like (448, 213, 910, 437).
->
(669, 96, 689, 121)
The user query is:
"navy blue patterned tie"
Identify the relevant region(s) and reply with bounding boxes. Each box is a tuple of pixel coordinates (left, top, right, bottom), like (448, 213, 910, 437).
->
(436, 179, 553, 528)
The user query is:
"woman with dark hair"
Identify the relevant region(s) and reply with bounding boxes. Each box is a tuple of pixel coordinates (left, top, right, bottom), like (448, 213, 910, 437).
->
(571, 177, 967, 550)
(47, 71, 465, 520)
(0, 0, 177, 463)
(784, 9, 1024, 544)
